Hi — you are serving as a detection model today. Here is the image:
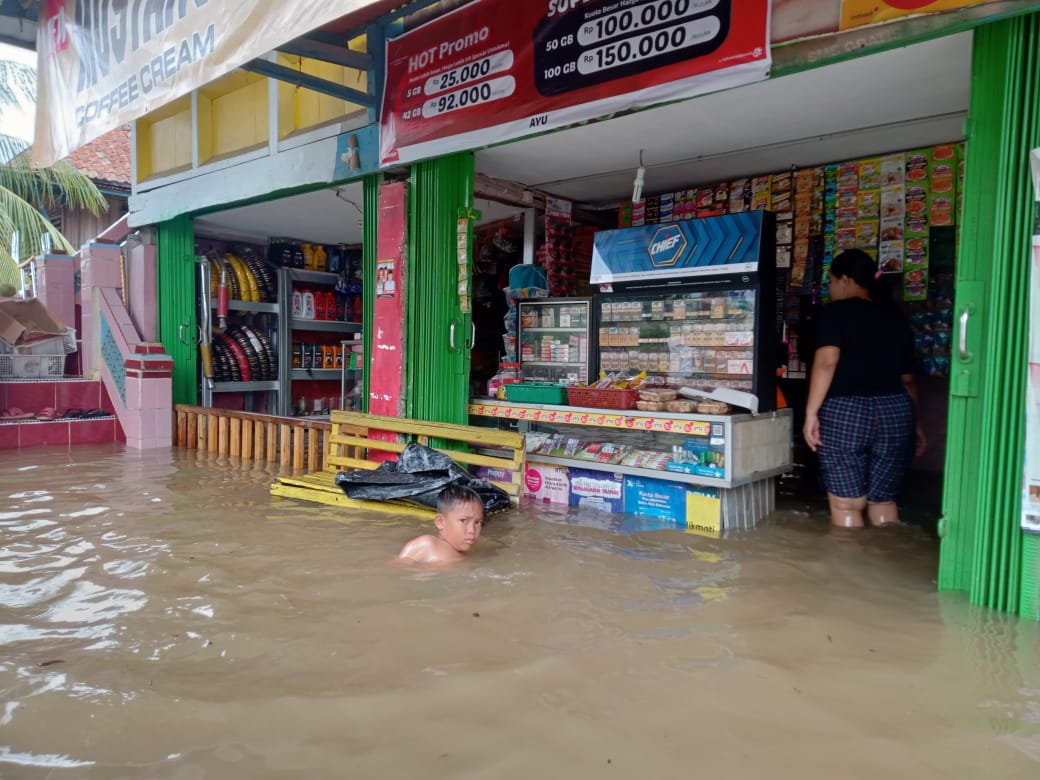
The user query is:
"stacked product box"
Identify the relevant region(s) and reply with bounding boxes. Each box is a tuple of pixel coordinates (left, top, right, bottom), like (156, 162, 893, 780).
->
(879, 152, 907, 278)
(822, 163, 839, 297)
(858, 157, 882, 258)
(613, 143, 963, 303)
(789, 168, 814, 290)
(905, 147, 931, 303)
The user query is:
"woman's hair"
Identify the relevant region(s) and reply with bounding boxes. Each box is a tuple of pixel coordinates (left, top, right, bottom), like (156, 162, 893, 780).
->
(830, 249, 877, 289)
(830, 248, 898, 309)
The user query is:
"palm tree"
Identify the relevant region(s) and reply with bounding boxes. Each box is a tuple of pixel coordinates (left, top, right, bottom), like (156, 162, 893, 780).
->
(1, 56, 108, 293)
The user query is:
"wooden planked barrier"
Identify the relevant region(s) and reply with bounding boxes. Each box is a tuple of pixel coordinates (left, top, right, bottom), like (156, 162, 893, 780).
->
(174, 405, 331, 473)
(271, 410, 526, 519)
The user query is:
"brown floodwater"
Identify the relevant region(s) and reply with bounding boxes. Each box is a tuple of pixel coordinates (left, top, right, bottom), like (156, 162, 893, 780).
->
(1, 445, 1038, 779)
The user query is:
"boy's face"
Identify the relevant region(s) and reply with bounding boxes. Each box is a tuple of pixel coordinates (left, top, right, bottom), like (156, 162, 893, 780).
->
(435, 499, 484, 553)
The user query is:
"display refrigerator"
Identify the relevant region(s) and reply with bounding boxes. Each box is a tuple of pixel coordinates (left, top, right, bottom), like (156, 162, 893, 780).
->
(590, 211, 777, 412)
(517, 298, 591, 385)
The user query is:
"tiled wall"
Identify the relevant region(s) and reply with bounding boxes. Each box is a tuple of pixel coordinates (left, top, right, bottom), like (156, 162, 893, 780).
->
(0, 380, 123, 449)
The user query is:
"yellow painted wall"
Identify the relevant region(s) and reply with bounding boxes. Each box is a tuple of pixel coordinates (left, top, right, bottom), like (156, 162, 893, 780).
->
(276, 52, 367, 140)
(133, 37, 369, 183)
(198, 72, 269, 163)
(136, 96, 192, 181)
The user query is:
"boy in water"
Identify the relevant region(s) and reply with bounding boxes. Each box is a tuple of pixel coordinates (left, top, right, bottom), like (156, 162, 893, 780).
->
(397, 484, 484, 564)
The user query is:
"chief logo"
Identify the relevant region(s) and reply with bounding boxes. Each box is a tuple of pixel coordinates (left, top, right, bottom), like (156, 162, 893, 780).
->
(648, 225, 687, 267)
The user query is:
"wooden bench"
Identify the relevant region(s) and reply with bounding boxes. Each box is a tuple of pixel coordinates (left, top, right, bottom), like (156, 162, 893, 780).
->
(270, 410, 525, 518)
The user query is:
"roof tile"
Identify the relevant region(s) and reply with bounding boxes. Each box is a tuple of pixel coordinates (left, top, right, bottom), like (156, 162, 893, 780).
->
(64, 126, 131, 190)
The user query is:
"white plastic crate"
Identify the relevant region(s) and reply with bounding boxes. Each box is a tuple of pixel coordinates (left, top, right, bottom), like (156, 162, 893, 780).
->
(0, 327, 77, 356)
(0, 354, 66, 378)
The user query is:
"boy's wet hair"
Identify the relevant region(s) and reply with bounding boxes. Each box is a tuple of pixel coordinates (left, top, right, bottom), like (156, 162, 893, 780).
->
(437, 484, 484, 515)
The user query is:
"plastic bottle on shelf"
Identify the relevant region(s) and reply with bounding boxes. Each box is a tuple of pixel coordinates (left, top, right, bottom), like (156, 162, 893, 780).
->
(314, 245, 327, 272)
(323, 291, 337, 321)
(302, 289, 316, 319)
(292, 288, 304, 318)
(303, 244, 316, 271)
(314, 291, 327, 320)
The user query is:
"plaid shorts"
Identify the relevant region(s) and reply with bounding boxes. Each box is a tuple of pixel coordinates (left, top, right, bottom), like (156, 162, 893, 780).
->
(817, 393, 914, 502)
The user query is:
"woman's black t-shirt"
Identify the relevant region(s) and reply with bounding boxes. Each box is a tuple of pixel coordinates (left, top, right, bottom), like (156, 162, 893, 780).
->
(816, 298, 915, 398)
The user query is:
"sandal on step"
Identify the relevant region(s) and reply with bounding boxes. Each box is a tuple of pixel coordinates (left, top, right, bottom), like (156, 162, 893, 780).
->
(2, 407, 35, 421)
(36, 407, 62, 421)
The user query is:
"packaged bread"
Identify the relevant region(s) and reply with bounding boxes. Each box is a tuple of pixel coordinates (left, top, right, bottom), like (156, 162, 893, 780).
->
(636, 400, 666, 412)
(666, 399, 695, 413)
(639, 389, 677, 403)
(696, 400, 731, 414)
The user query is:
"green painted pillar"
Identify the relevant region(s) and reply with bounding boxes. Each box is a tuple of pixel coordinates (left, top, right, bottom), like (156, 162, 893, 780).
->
(156, 214, 198, 406)
(939, 14, 1040, 617)
(406, 153, 475, 425)
(362, 173, 382, 414)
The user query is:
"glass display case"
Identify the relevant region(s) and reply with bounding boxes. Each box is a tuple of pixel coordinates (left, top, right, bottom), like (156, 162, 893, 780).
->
(517, 298, 591, 385)
(596, 289, 758, 393)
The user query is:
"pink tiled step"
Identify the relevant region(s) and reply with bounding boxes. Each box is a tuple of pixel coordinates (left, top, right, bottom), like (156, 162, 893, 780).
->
(0, 379, 124, 449)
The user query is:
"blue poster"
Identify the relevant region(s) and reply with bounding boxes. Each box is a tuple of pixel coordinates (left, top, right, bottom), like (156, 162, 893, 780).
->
(591, 211, 766, 284)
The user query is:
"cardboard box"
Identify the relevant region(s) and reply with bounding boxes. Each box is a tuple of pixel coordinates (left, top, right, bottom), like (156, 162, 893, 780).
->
(568, 467, 624, 513)
(524, 462, 570, 504)
(0, 299, 67, 347)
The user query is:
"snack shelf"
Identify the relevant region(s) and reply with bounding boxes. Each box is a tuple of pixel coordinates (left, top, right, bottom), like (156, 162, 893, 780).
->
(522, 360, 587, 367)
(291, 368, 360, 380)
(209, 298, 279, 314)
(522, 327, 588, 333)
(212, 380, 280, 393)
(288, 269, 340, 285)
(526, 453, 731, 489)
(292, 319, 362, 333)
(469, 400, 736, 430)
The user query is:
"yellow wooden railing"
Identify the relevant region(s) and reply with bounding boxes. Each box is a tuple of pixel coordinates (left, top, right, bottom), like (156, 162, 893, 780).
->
(271, 410, 526, 518)
(174, 404, 330, 473)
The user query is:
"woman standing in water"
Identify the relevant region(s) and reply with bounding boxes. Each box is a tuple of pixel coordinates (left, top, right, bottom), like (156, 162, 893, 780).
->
(803, 249, 925, 528)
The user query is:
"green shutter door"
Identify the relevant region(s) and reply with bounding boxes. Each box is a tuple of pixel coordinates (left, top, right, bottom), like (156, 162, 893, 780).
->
(406, 153, 475, 425)
(156, 214, 198, 406)
(939, 14, 1040, 617)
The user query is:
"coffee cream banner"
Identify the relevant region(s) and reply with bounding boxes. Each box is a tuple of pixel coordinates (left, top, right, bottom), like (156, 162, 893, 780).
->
(33, 0, 385, 166)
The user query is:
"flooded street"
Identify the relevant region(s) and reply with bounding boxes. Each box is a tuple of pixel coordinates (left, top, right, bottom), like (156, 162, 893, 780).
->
(1, 445, 1038, 778)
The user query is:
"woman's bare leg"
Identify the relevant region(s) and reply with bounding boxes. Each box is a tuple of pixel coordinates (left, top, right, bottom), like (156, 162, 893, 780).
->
(828, 494, 867, 528)
(867, 501, 900, 526)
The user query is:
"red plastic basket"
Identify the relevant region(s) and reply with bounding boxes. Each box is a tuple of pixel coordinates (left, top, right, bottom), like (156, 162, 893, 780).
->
(566, 387, 639, 410)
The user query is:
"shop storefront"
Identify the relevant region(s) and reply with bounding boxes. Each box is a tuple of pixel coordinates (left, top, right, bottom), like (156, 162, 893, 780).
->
(32, 1, 1040, 617)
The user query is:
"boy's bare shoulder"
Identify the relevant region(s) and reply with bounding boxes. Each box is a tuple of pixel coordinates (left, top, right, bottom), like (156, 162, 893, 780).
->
(397, 534, 463, 564)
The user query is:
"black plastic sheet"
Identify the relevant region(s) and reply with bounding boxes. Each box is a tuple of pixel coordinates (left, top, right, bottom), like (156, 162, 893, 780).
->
(334, 443, 511, 514)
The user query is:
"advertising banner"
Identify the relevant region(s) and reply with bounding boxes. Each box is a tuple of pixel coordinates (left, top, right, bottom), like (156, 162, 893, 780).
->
(840, 0, 990, 29)
(379, 0, 771, 166)
(1024, 148, 1040, 533)
(370, 180, 407, 427)
(33, 0, 389, 166)
(590, 211, 767, 284)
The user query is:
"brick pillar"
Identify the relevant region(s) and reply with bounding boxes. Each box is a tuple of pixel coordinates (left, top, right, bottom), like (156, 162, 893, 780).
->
(127, 243, 158, 343)
(79, 243, 123, 375)
(34, 254, 76, 332)
(121, 346, 174, 449)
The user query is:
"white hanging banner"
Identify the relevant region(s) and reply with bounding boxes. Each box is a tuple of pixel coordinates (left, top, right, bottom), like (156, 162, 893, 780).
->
(1024, 148, 1040, 533)
(32, 0, 388, 166)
